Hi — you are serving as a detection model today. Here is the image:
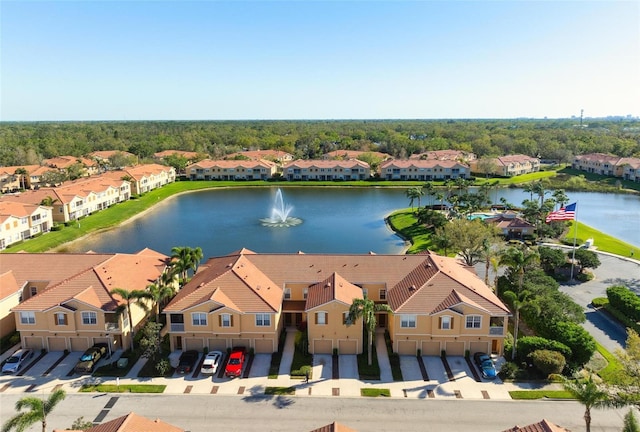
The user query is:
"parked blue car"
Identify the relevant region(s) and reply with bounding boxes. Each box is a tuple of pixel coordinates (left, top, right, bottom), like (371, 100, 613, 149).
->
(473, 352, 497, 380)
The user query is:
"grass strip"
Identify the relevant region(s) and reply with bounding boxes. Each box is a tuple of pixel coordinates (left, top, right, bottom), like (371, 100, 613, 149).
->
(386, 209, 433, 254)
(509, 390, 573, 400)
(361, 388, 391, 397)
(264, 386, 296, 395)
(563, 221, 640, 257)
(79, 384, 166, 393)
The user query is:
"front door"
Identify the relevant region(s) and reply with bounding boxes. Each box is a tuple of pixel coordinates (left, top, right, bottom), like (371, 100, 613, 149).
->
(175, 336, 182, 350)
(377, 313, 387, 328)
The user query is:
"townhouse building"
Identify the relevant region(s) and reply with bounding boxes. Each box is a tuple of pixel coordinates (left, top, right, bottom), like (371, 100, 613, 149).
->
(163, 249, 510, 357)
(186, 159, 277, 180)
(0, 201, 53, 250)
(380, 159, 470, 181)
(107, 164, 176, 195)
(572, 153, 640, 182)
(5, 249, 171, 353)
(470, 154, 540, 177)
(282, 160, 371, 181)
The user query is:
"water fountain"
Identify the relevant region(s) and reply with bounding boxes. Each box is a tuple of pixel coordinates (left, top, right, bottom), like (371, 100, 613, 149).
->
(260, 188, 303, 227)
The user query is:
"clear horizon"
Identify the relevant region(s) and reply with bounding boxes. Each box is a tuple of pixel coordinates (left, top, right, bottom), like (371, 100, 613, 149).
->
(2, 1, 639, 122)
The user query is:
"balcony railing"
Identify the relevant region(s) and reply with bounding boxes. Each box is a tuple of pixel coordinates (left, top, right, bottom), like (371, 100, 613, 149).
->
(489, 326, 504, 335)
(170, 323, 185, 332)
(105, 322, 119, 331)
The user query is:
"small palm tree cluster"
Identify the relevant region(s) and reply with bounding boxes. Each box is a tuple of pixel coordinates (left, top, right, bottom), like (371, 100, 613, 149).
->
(109, 246, 203, 351)
(2, 389, 66, 432)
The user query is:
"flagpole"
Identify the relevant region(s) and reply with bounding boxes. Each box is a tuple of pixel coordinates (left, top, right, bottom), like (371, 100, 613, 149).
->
(570, 202, 578, 281)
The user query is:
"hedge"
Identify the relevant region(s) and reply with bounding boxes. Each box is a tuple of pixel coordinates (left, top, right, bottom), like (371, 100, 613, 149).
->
(607, 285, 640, 323)
(517, 336, 572, 362)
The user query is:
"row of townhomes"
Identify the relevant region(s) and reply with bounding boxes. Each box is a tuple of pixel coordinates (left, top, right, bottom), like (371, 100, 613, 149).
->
(0, 164, 175, 249)
(572, 153, 640, 182)
(163, 249, 511, 357)
(469, 154, 541, 177)
(1, 249, 171, 352)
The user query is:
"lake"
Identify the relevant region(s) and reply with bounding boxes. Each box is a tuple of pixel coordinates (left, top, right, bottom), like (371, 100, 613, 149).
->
(68, 186, 640, 257)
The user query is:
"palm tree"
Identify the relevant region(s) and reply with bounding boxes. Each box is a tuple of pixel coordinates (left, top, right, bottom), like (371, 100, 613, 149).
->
(499, 246, 539, 359)
(39, 196, 59, 207)
(147, 282, 175, 320)
(422, 182, 435, 207)
(13, 168, 28, 191)
(2, 389, 66, 432)
(346, 297, 392, 366)
(563, 374, 620, 432)
(110, 288, 152, 351)
(552, 189, 570, 210)
(405, 187, 423, 210)
(170, 246, 202, 282)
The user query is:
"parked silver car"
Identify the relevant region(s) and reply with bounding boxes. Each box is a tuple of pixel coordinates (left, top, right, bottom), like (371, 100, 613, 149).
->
(2, 349, 34, 374)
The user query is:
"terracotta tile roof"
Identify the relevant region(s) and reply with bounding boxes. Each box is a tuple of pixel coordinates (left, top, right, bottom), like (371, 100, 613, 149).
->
(0, 201, 43, 220)
(380, 159, 469, 169)
(43, 156, 97, 168)
(187, 159, 277, 169)
(501, 419, 570, 432)
(486, 215, 534, 229)
(166, 250, 509, 318)
(56, 412, 184, 432)
(617, 157, 640, 169)
(306, 272, 364, 310)
(7, 250, 169, 312)
(310, 422, 358, 432)
(409, 150, 474, 160)
(283, 159, 370, 169)
(494, 154, 539, 166)
(0, 271, 20, 301)
(120, 164, 174, 179)
(225, 150, 293, 160)
(0, 165, 41, 175)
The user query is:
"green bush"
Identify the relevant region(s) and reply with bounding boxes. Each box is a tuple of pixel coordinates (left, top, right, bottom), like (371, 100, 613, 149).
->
(294, 330, 308, 355)
(607, 285, 640, 323)
(542, 321, 596, 366)
(498, 361, 519, 380)
(517, 336, 572, 362)
(529, 349, 566, 377)
(591, 297, 609, 308)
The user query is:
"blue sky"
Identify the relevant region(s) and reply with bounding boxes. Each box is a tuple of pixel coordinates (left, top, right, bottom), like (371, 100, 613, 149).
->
(2, 1, 638, 121)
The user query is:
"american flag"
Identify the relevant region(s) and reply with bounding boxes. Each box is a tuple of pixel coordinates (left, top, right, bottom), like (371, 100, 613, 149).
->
(545, 202, 577, 223)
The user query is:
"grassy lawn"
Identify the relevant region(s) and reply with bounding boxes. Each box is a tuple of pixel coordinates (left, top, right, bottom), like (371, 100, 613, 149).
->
(562, 221, 640, 257)
(361, 388, 391, 397)
(290, 346, 312, 378)
(357, 344, 381, 380)
(79, 384, 166, 393)
(264, 386, 296, 395)
(593, 342, 629, 385)
(509, 390, 573, 400)
(386, 209, 433, 254)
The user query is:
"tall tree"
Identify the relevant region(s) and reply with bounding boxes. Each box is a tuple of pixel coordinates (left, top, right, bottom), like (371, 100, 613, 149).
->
(405, 187, 423, 210)
(170, 246, 203, 282)
(147, 282, 175, 320)
(2, 389, 66, 432)
(110, 288, 152, 351)
(421, 182, 435, 207)
(346, 297, 392, 366)
(439, 218, 500, 266)
(552, 189, 570, 210)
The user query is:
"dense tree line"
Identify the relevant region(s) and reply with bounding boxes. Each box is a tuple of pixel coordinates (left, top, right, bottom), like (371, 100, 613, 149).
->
(1, 119, 639, 167)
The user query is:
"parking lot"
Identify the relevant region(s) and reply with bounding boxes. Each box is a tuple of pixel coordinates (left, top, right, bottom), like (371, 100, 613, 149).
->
(1, 331, 514, 400)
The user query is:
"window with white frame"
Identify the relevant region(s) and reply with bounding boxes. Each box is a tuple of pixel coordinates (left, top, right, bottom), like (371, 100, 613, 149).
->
(30, 286, 37, 296)
(255, 313, 271, 327)
(440, 315, 452, 330)
(284, 288, 291, 300)
(55, 313, 67, 326)
(192, 312, 207, 326)
(20, 311, 35, 325)
(465, 315, 482, 329)
(316, 311, 327, 325)
(220, 314, 232, 327)
(343, 312, 350, 325)
(379, 289, 386, 300)
(81, 311, 97, 325)
(400, 314, 417, 328)
(303, 288, 308, 299)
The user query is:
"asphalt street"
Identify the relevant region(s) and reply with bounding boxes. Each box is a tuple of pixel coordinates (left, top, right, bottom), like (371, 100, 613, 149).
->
(0, 393, 633, 432)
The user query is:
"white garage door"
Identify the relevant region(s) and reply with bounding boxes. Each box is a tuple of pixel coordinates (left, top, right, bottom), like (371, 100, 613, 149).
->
(421, 341, 441, 356)
(445, 341, 465, 356)
(254, 339, 274, 353)
(313, 340, 332, 354)
(397, 340, 417, 356)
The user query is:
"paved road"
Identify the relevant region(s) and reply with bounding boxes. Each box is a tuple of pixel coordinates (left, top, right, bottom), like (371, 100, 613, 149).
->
(0, 393, 632, 432)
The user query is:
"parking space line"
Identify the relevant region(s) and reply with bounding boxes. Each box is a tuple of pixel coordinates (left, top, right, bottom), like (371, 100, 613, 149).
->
(332, 356, 339, 379)
(440, 356, 455, 381)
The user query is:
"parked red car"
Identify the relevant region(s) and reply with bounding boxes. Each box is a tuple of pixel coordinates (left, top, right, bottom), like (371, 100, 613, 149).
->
(224, 347, 246, 378)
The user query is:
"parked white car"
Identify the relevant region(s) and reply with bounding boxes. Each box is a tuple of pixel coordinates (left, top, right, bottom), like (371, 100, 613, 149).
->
(2, 349, 33, 374)
(200, 351, 223, 375)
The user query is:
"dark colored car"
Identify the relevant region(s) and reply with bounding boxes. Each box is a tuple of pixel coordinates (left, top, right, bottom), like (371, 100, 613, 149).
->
(74, 344, 105, 374)
(176, 350, 199, 374)
(473, 352, 497, 380)
(225, 347, 246, 378)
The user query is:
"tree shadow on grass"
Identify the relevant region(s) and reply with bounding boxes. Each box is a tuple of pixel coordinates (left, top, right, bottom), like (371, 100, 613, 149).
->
(241, 384, 295, 409)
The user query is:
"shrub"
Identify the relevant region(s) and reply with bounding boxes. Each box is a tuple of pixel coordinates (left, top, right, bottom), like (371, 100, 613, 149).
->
(499, 361, 519, 380)
(517, 336, 572, 362)
(591, 297, 609, 308)
(607, 285, 640, 323)
(529, 349, 566, 376)
(543, 321, 596, 366)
